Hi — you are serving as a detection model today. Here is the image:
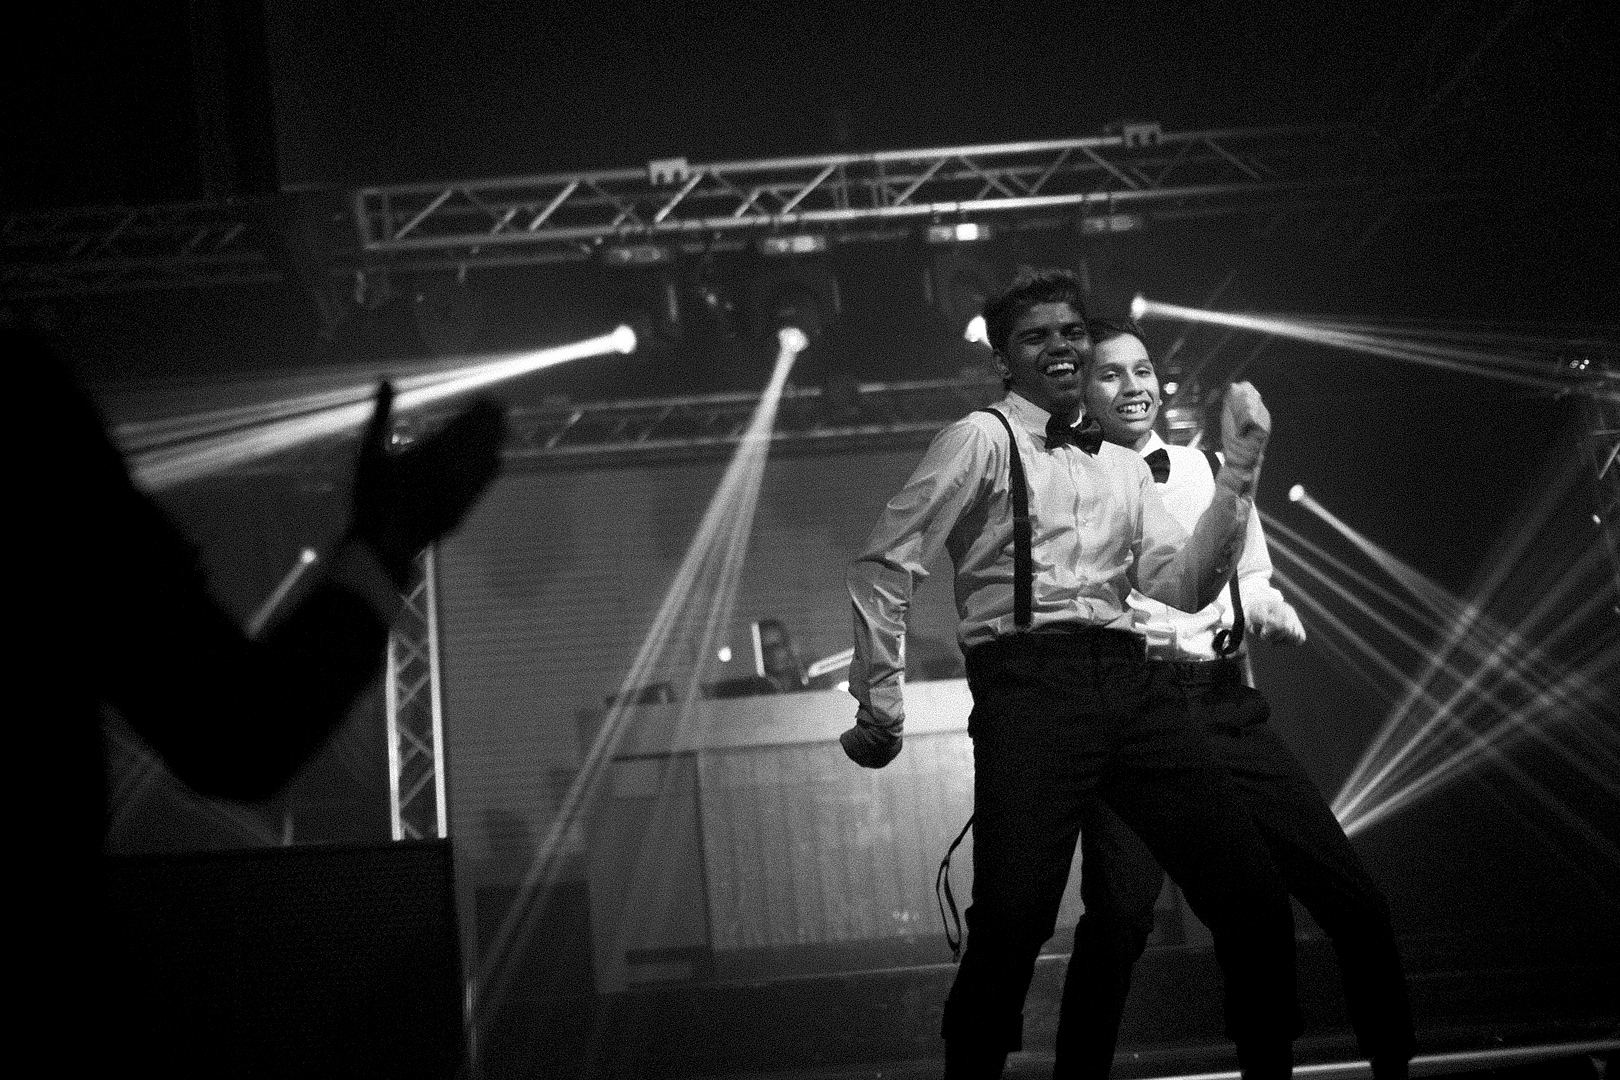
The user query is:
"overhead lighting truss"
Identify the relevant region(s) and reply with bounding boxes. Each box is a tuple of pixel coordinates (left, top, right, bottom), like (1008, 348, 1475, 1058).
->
(350, 124, 1358, 271)
(1, 199, 277, 297)
(4, 124, 1390, 297)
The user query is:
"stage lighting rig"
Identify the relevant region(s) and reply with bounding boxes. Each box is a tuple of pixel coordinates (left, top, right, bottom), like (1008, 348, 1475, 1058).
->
(927, 222, 994, 244)
(758, 234, 828, 257)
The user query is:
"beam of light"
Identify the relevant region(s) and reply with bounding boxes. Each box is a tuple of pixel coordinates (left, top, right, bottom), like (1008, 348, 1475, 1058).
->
(1277, 489, 1620, 824)
(122, 327, 637, 490)
(105, 728, 281, 846)
(472, 326, 806, 1015)
(246, 547, 319, 638)
(1268, 517, 1620, 824)
(1270, 550, 1620, 880)
(1133, 297, 1620, 401)
(1263, 480, 1618, 865)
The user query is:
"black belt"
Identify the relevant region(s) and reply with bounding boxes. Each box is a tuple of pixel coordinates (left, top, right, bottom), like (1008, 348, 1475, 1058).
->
(1156, 655, 1245, 684)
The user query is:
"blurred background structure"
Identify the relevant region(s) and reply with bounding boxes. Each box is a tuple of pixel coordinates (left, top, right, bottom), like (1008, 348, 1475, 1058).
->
(7, 1, 1616, 1077)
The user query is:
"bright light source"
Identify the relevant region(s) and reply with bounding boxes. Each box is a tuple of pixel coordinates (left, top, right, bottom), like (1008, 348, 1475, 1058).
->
(1162, 380, 1179, 397)
(759, 234, 828, 256)
(299, 547, 318, 564)
(964, 314, 989, 345)
(779, 326, 810, 354)
(836, 680, 850, 693)
(610, 324, 638, 355)
(718, 646, 732, 663)
(1130, 293, 1147, 320)
(601, 243, 674, 266)
(928, 222, 993, 243)
(1289, 484, 1306, 503)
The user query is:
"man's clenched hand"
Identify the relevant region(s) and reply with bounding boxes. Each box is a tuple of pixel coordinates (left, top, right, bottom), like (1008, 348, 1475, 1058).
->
(1247, 594, 1306, 646)
(840, 705, 903, 769)
(1219, 381, 1271, 478)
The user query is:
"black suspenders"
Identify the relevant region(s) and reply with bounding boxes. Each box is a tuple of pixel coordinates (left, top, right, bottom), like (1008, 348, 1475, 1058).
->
(979, 408, 1034, 631)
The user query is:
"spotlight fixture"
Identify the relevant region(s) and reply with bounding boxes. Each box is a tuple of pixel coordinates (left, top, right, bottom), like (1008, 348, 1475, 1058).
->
(1130, 293, 1147, 320)
(778, 326, 810, 354)
(927, 222, 994, 244)
(601, 243, 675, 266)
(1289, 484, 1305, 503)
(1081, 213, 1145, 236)
(758, 234, 828, 256)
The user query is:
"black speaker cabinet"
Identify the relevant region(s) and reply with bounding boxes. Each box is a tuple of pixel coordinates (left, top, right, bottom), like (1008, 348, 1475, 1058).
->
(106, 839, 465, 1078)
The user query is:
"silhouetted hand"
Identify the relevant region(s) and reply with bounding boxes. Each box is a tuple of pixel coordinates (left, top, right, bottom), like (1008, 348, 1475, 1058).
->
(840, 705, 903, 769)
(1247, 594, 1306, 646)
(350, 383, 507, 586)
(1219, 381, 1270, 479)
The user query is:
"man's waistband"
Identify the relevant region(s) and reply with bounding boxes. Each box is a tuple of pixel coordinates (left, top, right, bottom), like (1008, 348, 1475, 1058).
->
(968, 624, 1146, 661)
(1153, 655, 1246, 684)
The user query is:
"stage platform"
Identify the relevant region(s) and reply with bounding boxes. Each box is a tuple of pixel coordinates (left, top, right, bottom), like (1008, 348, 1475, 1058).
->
(479, 927, 1618, 1080)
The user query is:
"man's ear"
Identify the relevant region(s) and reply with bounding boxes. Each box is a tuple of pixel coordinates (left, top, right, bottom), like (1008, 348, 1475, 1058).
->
(991, 349, 1010, 378)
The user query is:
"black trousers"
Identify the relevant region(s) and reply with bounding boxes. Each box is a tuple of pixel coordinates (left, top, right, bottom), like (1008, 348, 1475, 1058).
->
(944, 631, 1300, 1069)
(1059, 660, 1417, 1079)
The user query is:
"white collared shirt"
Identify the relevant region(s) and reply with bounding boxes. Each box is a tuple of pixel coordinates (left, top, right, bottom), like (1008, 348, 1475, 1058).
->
(1129, 431, 1286, 662)
(847, 392, 1251, 726)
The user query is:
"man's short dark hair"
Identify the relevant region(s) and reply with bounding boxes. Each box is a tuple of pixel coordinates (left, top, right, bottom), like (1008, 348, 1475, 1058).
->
(1085, 316, 1150, 355)
(983, 268, 1089, 353)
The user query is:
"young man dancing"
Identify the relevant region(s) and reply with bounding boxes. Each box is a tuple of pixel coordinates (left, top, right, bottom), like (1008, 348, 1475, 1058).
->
(841, 270, 1301, 1079)
(1059, 316, 1416, 1080)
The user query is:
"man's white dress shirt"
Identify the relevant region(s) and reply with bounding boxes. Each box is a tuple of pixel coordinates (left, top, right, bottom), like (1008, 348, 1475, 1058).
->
(847, 392, 1253, 728)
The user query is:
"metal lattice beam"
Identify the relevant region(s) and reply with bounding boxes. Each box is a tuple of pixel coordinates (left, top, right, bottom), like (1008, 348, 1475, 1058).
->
(385, 547, 448, 841)
(1, 200, 278, 297)
(353, 124, 1366, 269)
(4, 124, 1385, 297)
(1577, 371, 1620, 603)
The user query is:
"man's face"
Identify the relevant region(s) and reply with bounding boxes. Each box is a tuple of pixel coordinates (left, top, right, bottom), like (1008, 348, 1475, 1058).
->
(1084, 333, 1160, 451)
(993, 301, 1090, 416)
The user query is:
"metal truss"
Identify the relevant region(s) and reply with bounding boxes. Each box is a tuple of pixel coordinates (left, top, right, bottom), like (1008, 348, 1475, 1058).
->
(1576, 372, 1620, 603)
(385, 547, 448, 841)
(4, 124, 1380, 296)
(501, 373, 1004, 469)
(1, 200, 278, 297)
(353, 124, 1363, 270)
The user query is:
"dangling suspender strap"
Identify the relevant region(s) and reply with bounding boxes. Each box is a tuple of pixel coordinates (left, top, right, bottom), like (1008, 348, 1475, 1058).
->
(1202, 447, 1246, 657)
(979, 408, 1033, 631)
(933, 409, 1034, 962)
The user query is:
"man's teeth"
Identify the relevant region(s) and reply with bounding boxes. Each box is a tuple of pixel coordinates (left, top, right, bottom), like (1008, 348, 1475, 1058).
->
(1117, 401, 1150, 418)
(1044, 362, 1076, 376)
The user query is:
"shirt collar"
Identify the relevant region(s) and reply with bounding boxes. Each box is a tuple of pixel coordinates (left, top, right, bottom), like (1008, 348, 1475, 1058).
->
(1137, 430, 1168, 458)
(1001, 391, 1054, 432)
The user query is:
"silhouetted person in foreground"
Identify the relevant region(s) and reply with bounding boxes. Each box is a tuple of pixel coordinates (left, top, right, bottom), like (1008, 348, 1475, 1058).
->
(12, 328, 505, 1055)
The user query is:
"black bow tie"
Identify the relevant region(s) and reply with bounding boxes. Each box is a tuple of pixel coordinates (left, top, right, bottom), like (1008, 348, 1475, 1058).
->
(1144, 447, 1171, 483)
(1045, 414, 1105, 455)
